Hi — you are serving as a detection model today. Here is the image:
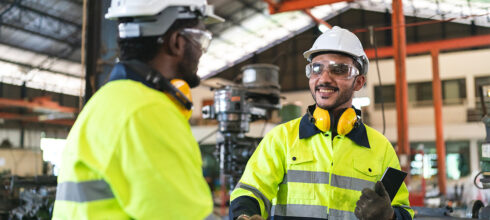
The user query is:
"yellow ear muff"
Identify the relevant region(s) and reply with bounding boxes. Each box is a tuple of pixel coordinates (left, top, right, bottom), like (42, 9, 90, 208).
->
(313, 107, 330, 132)
(337, 108, 357, 136)
(166, 79, 193, 120)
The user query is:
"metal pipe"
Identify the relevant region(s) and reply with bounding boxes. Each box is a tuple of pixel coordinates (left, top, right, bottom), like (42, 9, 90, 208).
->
(264, 0, 352, 14)
(303, 9, 332, 29)
(364, 34, 490, 59)
(431, 49, 447, 196)
(392, 0, 410, 173)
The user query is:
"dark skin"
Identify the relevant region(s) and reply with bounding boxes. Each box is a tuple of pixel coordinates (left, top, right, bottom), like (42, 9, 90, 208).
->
(148, 22, 205, 88)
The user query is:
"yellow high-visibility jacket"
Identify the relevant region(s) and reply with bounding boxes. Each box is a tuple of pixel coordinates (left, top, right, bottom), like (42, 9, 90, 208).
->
(53, 63, 212, 219)
(230, 106, 413, 220)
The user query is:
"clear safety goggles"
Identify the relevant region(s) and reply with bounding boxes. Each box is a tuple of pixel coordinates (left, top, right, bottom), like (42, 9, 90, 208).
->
(306, 61, 360, 80)
(179, 28, 213, 53)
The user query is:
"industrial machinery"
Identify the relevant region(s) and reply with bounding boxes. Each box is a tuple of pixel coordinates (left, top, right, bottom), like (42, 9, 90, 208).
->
(478, 85, 490, 189)
(202, 64, 281, 189)
(468, 84, 490, 219)
(0, 175, 57, 220)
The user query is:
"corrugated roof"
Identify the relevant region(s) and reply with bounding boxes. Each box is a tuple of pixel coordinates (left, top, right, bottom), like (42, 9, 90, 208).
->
(0, 0, 488, 96)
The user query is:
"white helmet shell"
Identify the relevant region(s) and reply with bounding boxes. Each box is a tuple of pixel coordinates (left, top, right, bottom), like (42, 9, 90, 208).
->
(106, 0, 224, 38)
(303, 26, 369, 75)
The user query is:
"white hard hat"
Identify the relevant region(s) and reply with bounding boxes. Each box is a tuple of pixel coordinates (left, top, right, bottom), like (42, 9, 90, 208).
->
(303, 26, 369, 75)
(105, 0, 224, 38)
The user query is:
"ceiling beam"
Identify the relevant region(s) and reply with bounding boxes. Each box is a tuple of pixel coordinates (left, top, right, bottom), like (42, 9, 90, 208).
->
(237, 0, 290, 30)
(0, 96, 78, 113)
(0, 112, 75, 126)
(0, 0, 82, 28)
(365, 34, 490, 59)
(0, 0, 16, 18)
(64, 0, 82, 6)
(0, 56, 80, 78)
(264, 0, 352, 14)
(208, 1, 261, 34)
(0, 22, 79, 47)
(0, 40, 79, 62)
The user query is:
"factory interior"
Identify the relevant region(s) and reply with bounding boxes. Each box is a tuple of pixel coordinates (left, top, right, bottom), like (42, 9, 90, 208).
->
(0, 0, 490, 219)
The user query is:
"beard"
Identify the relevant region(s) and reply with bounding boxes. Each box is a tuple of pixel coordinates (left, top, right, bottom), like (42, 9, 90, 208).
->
(177, 43, 201, 88)
(311, 80, 356, 111)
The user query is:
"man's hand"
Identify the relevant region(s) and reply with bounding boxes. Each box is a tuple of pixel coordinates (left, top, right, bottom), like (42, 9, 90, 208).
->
(355, 181, 395, 220)
(237, 214, 264, 220)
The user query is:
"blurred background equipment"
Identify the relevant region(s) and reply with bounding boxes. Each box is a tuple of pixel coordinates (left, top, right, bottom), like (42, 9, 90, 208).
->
(202, 64, 281, 189)
(0, 175, 57, 220)
(477, 85, 490, 190)
(466, 85, 490, 219)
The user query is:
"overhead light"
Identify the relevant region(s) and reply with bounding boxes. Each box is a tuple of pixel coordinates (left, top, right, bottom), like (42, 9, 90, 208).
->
(353, 97, 371, 109)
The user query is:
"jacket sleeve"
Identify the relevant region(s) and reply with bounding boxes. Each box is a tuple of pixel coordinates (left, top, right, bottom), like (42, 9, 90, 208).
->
(230, 126, 287, 219)
(383, 142, 415, 220)
(105, 104, 213, 219)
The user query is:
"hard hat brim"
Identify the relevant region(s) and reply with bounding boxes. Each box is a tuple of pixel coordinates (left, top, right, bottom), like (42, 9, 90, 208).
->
(303, 49, 360, 61)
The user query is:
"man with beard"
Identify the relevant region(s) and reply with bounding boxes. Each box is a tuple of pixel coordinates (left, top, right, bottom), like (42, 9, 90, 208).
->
(229, 27, 413, 220)
(52, 1, 223, 219)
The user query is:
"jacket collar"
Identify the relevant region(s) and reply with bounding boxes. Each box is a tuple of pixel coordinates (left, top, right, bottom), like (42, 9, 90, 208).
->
(299, 105, 371, 148)
(108, 60, 157, 89)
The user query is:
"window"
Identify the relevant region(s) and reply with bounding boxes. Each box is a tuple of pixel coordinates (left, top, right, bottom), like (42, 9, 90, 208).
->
(374, 85, 395, 104)
(409, 82, 433, 106)
(475, 76, 490, 98)
(474, 76, 490, 116)
(374, 78, 466, 108)
(442, 79, 466, 105)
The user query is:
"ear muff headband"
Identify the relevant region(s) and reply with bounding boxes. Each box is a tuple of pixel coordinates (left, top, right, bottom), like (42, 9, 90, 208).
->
(120, 60, 193, 119)
(312, 106, 358, 136)
(151, 75, 194, 120)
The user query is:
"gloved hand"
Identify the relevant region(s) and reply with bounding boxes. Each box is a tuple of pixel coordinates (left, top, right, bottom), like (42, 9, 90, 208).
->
(355, 181, 395, 220)
(237, 214, 264, 220)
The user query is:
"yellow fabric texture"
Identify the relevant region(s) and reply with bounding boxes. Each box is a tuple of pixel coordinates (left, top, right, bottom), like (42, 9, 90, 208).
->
(52, 80, 212, 219)
(230, 117, 414, 219)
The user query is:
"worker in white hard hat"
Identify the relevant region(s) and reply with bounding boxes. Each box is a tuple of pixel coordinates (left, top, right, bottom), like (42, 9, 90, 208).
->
(52, 0, 223, 219)
(229, 26, 414, 220)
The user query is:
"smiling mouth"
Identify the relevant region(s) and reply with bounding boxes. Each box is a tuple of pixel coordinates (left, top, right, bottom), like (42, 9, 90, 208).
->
(315, 87, 338, 98)
(318, 89, 336, 93)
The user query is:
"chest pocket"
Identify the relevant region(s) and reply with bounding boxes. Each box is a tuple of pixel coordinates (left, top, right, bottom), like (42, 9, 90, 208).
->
(286, 141, 316, 200)
(352, 156, 381, 191)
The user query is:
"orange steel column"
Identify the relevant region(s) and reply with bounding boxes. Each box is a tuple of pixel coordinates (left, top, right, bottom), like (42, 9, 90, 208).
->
(431, 49, 447, 196)
(392, 0, 410, 173)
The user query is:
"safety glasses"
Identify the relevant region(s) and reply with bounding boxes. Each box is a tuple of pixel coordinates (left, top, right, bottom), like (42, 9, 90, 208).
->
(306, 61, 360, 80)
(179, 28, 213, 53)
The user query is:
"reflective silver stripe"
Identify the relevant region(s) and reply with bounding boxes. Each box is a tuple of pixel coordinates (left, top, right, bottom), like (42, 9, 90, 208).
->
(56, 180, 114, 202)
(329, 208, 357, 220)
(236, 182, 272, 215)
(283, 170, 330, 184)
(330, 174, 375, 191)
(272, 204, 328, 218)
